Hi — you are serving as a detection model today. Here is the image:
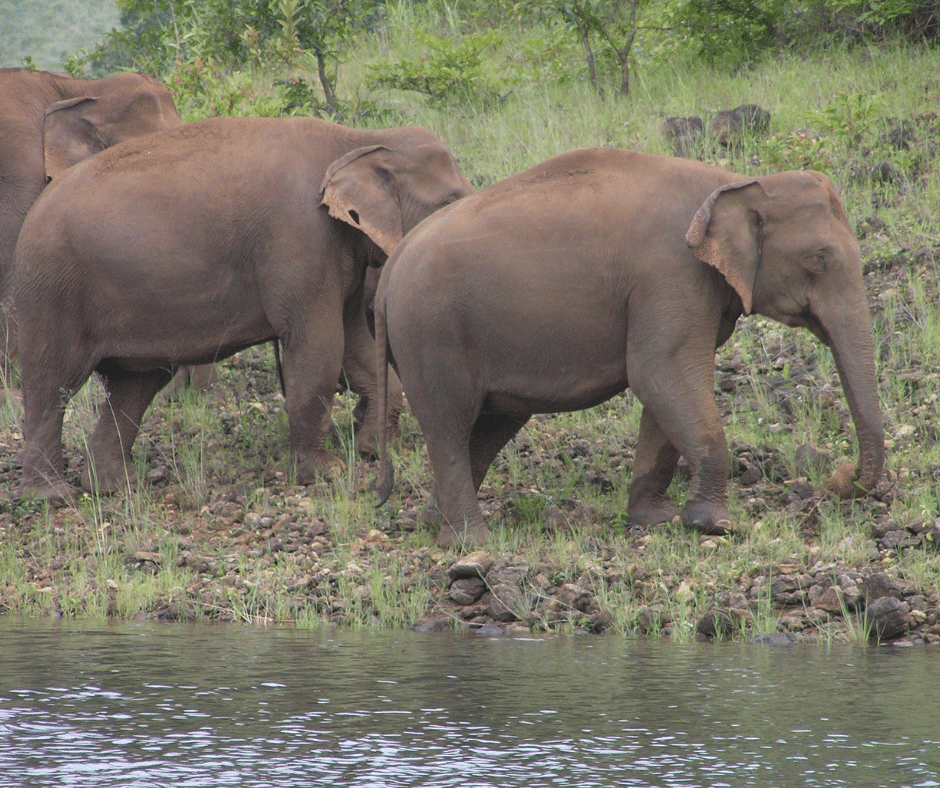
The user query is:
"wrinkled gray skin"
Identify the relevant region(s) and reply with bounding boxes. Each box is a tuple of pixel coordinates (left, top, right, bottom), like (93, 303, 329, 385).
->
(14, 116, 471, 502)
(375, 147, 885, 547)
(0, 68, 183, 371)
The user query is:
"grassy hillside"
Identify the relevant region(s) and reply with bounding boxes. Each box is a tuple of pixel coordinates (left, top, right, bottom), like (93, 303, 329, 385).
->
(1, 8, 938, 642)
(0, 0, 120, 70)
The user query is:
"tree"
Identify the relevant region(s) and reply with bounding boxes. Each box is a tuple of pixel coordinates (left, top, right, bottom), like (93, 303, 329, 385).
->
(517, 0, 644, 97)
(72, 0, 369, 117)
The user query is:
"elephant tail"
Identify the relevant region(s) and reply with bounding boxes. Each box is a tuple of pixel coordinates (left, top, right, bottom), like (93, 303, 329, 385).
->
(372, 300, 395, 507)
(273, 339, 286, 397)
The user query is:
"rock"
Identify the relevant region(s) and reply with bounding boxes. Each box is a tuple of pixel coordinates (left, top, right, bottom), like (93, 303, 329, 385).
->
(412, 616, 452, 633)
(862, 572, 902, 603)
(711, 104, 770, 146)
(486, 584, 524, 623)
(554, 583, 592, 613)
(749, 632, 799, 645)
(814, 586, 847, 615)
(661, 115, 704, 157)
(635, 605, 668, 633)
(738, 463, 762, 486)
(475, 623, 508, 636)
(448, 551, 494, 581)
(697, 608, 737, 639)
(450, 577, 487, 606)
(867, 596, 910, 641)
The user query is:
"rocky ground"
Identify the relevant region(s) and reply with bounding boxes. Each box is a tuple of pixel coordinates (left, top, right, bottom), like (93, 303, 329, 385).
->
(2, 117, 940, 645)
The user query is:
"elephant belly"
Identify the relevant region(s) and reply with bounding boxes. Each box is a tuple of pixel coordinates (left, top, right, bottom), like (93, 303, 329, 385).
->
(480, 349, 629, 416)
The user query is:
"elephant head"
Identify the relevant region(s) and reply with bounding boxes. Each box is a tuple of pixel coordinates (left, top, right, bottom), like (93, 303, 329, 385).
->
(686, 171, 884, 497)
(42, 74, 183, 180)
(319, 140, 472, 256)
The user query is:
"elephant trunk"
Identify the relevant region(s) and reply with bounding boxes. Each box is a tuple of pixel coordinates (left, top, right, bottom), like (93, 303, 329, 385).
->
(822, 302, 885, 497)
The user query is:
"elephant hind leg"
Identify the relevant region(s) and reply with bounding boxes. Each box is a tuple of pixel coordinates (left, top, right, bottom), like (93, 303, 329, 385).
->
(19, 404, 73, 503)
(18, 354, 95, 503)
(469, 412, 529, 491)
(82, 366, 173, 494)
(424, 412, 530, 548)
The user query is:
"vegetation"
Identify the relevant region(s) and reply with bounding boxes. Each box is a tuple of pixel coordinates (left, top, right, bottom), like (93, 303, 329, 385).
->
(1, 1, 939, 644)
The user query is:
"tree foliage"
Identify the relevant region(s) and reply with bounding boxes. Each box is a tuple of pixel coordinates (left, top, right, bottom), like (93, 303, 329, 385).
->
(516, 0, 644, 96)
(71, 0, 372, 118)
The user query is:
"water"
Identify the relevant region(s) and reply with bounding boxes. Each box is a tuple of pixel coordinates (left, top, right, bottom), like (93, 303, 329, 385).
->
(0, 618, 937, 788)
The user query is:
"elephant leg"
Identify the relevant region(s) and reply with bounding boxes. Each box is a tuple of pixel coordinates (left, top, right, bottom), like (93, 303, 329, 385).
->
(280, 322, 347, 484)
(469, 413, 530, 490)
(160, 363, 219, 401)
(19, 355, 96, 502)
(400, 370, 486, 547)
(422, 413, 529, 547)
(82, 366, 172, 494)
(629, 350, 732, 535)
(339, 296, 404, 458)
(19, 393, 72, 503)
(627, 406, 681, 527)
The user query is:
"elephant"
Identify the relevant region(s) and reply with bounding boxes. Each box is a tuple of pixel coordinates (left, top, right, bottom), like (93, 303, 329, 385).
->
(13, 115, 472, 502)
(0, 68, 183, 371)
(374, 147, 885, 547)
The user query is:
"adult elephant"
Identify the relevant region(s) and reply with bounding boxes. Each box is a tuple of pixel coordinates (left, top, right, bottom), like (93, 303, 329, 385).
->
(374, 147, 885, 547)
(0, 68, 183, 366)
(14, 116, 472, 502)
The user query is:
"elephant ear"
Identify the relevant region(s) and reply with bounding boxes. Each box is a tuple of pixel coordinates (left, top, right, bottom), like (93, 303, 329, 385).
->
(685, 180, 766, 315)
(43, 97, 105, 180)
(319, 145, 403, 256)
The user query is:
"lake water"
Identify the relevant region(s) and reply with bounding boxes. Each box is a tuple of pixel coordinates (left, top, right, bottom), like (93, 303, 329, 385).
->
(0, 618, 937, 787)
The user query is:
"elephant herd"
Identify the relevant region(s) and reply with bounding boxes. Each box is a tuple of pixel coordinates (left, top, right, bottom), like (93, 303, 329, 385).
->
(1, 67, 884, 547)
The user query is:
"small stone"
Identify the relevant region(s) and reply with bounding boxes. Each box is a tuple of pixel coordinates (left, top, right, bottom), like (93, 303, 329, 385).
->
(867, 596, 909, 641)
(449, 551, 494, 581)
(554, 583, 592, 613)
(814, 586, 847, 615)
(862, 572, 901, 603)
(749, 632, 798, 645)
(412, 617, 452, 633)
(450, 577, 486, 606)
(487, 583, 523, 623)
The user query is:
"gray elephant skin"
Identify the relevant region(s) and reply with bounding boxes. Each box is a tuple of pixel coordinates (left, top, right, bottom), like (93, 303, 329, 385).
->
(14, 115, 472, 502)
(375, 147, 885, 547)
(0, 68, 183, 367)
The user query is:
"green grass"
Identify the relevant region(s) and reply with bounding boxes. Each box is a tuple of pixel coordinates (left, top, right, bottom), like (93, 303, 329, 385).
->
(1, 18, 939, 641)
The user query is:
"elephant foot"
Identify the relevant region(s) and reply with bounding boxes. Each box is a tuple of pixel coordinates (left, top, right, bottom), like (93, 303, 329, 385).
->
(81, 463, 134, 496)
(437, 520, 491, 549)
(354, 431, 378, 460)
(681, 500, 735, 536)
(18, 478, 76, 507)
(827, 462, 871, 499)
(419, 501, 490, 548)
(627, 497, 681, 529)
(295, 452, 347, 485)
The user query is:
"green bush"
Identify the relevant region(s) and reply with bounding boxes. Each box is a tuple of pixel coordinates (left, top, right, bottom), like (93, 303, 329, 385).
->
(368, 29, 515, 106)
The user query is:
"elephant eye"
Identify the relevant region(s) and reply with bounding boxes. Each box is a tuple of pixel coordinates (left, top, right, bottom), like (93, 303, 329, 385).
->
(806, 250, 829, 275)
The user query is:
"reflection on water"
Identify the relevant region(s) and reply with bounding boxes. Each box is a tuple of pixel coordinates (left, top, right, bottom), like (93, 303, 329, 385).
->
(0, 618, 938, 787)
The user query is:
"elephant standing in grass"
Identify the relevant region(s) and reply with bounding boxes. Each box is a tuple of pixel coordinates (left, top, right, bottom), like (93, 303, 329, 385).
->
(375, 147, 884, 547)
(0, 68, 183, 371)
(14, 116, 472, 502)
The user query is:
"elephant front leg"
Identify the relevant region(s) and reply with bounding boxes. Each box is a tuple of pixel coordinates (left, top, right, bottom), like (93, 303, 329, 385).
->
(627, 407, 682, 528)
(339, 294, 404, 458)
(629, 351, 733, 536)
